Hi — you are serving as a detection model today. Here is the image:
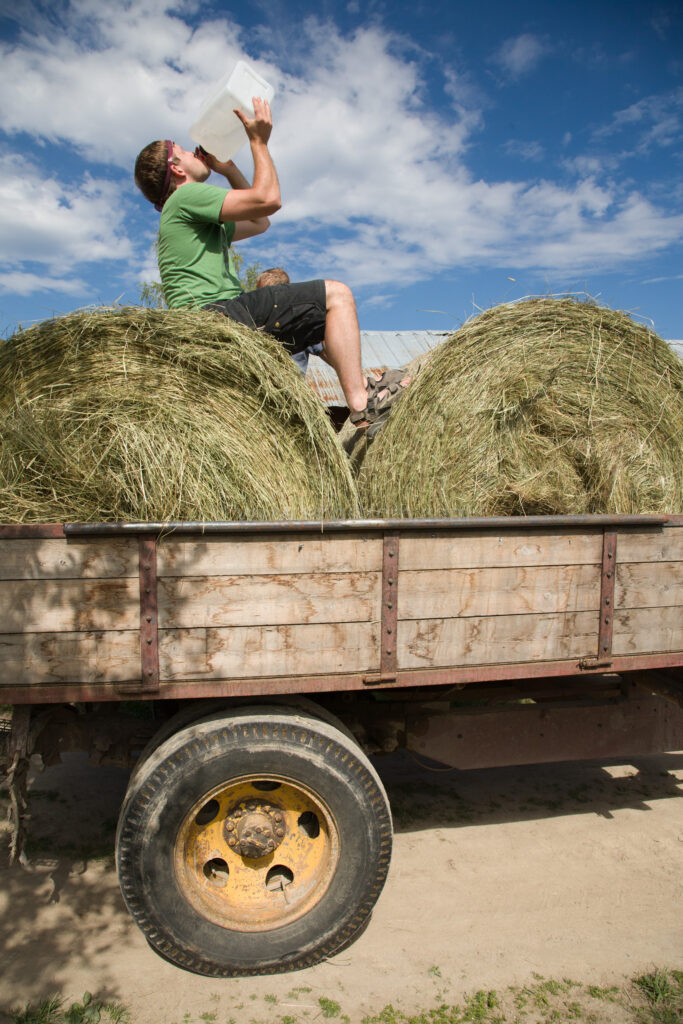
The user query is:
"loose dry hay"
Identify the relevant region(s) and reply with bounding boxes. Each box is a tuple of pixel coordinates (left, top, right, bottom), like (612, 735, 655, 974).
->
(359, 298, 683, 518)
(340, 351, 432, 475)
(0, 306, 358, 522)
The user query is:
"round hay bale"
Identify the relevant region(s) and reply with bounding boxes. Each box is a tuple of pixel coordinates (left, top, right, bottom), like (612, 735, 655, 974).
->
(358, 298, 683, 517)
(0, 307, 359, 523)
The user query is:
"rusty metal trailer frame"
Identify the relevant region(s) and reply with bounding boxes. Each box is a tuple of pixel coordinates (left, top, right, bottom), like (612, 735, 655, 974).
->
(1, 513, 681, 707)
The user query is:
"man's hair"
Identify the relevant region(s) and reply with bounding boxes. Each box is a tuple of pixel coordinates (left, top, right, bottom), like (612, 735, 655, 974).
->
(134, 140, 178, 208)
(255, 267, 290, 288)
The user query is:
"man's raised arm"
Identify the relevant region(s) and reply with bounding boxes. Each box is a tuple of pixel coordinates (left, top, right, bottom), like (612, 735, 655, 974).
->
(199, 97, 281, 233)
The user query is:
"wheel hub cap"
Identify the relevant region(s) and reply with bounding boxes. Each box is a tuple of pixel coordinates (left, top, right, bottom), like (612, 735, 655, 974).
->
(224, 799, 287, 859)
(175, 776, 339, 931)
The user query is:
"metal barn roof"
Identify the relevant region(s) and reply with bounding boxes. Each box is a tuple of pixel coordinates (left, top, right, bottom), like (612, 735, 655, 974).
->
(307, 332, 683, 407)
(307, 330, 448, 406)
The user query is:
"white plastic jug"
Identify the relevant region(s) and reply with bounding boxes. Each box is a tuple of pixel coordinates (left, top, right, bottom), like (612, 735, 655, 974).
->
(189, 61, 275, 162)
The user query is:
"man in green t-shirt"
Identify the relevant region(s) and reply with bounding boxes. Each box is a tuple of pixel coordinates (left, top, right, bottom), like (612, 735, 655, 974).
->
(134, 98, 409, 431)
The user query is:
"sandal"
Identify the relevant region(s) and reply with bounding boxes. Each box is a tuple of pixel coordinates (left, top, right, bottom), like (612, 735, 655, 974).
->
(349, 405, 392, 432)
(350, 367, 412, 433)
(364, 368, 412, 406)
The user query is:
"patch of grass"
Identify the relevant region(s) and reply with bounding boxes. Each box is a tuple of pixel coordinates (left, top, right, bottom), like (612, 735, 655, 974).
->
(587, 985, 620, 1002)
(462, 990, 502, 1022)
(9, 971, 683, 1024)
(359, 971, 683, 1024)
(634, 969, 683, 1024)
(8, 996, 64, 1024)
(318, 997, 342, 1019)
(285, 988, 312, 1000)
(7, 993, 130, 1024)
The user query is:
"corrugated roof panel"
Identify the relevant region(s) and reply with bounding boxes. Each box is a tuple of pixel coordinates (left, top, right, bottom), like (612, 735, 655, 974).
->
(305, 332, 683, 407)
(305, 330, 447, 406)
(360, 330, 449, 367)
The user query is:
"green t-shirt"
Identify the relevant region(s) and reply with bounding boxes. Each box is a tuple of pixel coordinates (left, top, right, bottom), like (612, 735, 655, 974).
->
(158, 183, 243, 308)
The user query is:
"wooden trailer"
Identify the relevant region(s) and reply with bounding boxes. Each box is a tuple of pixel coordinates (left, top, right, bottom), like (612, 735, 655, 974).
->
(2, 513, 683, 976)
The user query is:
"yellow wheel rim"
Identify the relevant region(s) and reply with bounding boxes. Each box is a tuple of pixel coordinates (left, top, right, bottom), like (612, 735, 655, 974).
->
(174, 775, 340, 931)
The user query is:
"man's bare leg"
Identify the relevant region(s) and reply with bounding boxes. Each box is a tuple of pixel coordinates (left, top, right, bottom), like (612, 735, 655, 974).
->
(321, 280, 368, 416)
(322, 279, 411, 426)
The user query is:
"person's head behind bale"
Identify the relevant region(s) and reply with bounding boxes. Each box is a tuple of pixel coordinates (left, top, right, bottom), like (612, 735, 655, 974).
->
(255, 268, 290, 288)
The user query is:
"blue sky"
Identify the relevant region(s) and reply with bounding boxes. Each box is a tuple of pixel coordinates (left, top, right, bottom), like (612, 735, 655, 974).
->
(0, 0, 681, 339)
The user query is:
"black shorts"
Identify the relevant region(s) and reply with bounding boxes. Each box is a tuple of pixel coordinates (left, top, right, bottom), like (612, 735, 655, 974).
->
(203, 280, 327, 355)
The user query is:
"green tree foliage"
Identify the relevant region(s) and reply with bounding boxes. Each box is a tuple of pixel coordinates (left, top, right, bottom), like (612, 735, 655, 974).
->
(232, 248, 264, 292)
(138, 280, 166, 308)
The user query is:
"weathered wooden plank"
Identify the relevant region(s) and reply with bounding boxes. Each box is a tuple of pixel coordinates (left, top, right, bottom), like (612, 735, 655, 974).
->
(0, 630, 141, 686)
(615, 561, 683, 609)
(0, 537, 139, 581)
(617, 526, 683, 564)
(158, 572, 380, 629)
(399, 530, 604, 571)
(159, 621, 380, 680)
(0, 578, 140, 633)
(398, 564, 600, 620)
(398, 611, 599, 669)
(613, 607, 683, 655)
(156, 534, 383, 577)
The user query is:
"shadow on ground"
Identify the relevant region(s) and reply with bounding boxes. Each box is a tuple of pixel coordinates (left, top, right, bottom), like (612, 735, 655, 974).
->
(377, 748, 683, 832)
(1, 746, 681, 1009)
(0, 753, 133, 1012)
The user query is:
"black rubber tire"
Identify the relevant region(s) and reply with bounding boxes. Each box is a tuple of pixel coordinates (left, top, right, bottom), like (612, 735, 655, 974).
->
(115, 706, 392, 976)
(127, 695, 358, 789)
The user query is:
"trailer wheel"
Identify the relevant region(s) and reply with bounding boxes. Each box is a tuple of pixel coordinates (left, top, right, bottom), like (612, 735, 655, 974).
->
(115, 706, 392, 976)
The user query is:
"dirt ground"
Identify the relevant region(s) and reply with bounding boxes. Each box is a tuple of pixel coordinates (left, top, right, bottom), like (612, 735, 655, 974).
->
(1, 747, 682, 1023)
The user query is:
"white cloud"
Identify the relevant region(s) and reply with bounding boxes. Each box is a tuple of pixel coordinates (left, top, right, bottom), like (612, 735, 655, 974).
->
(0, 271, 88, 296)
(562, 154, 613, 177)
(0, 154, 133, 271)
(592, 87, 683, 154)
(360, 292, 394, 309)
(650, 11, 671, 40)
(642, 273, 683, 284)
(490, 34, 550, 79)
(0, 0, 681, 302)
(504, 139, 545, 162)
(0, 0, 254, 165)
